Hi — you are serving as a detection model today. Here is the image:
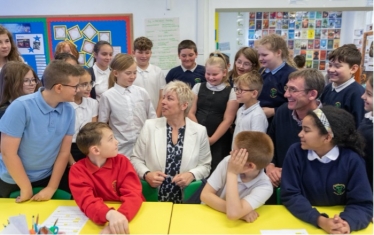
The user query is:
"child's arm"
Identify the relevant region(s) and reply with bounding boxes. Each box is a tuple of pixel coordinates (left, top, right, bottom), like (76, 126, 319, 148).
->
(187, 94, 198, 122)
(92, 116, 98, 122)
(1, 133, 33, 202)
(117, 158, 144, 222)
(262, 107, 275, 118)
(339, 156, 373, 231)
(156, 89, 163, 117)
(209, 100, 238, 145)
(200, 183, 227, 213)
(69, 163, 115, 225)
(225, 149, 254, 220)
(281, 145, 324, 227)
(98, 95, 110, 123)
(31, 135, 72, 201)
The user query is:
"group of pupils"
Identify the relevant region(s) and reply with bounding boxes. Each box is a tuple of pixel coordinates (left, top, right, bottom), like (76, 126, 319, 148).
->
(0, 23, 372, 234)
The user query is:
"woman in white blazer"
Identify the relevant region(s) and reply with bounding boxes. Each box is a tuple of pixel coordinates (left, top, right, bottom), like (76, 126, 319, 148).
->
(131, 81, 211, 203)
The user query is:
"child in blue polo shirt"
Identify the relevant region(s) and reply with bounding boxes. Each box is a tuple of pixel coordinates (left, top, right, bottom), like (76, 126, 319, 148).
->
(0, 60, 80, 201)
(320, 44, 365, 127)
(165, 40, 205, 88)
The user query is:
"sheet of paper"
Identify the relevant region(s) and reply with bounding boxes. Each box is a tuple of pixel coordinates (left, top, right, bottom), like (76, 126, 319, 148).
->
(261, 229, 308, 234)
(0, 223, 23, 234)
(8, 214, 29, 234)
(41, 206, 88, 235)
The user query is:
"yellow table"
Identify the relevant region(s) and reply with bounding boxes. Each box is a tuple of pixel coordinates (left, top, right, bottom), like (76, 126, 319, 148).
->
(0, 199, 172, 234)
(169, 204, 373, 234)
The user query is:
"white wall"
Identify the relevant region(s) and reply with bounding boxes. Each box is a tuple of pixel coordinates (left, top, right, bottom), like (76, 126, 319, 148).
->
(0, 0, 206, 65)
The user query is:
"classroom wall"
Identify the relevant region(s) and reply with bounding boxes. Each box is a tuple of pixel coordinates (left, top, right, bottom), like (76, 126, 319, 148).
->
(218, 10, 373, 68)
(0, 0, 206, 66)
(206, 0, 373, 57)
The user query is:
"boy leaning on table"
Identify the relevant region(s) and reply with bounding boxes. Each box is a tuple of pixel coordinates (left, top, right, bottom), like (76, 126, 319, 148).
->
(69, 122, 144, 234)
(201, 131, 273, 222)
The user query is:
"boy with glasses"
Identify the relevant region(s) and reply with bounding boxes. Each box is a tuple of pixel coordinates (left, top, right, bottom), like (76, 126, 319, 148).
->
(232, 70, 267, 148)
(0, 60, 81, 200)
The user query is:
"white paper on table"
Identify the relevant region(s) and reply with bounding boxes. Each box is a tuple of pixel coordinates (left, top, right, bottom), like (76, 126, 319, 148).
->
(41, 206, 88, 235)
(261, 229, 308, 234)
(0, 223, 23, 234)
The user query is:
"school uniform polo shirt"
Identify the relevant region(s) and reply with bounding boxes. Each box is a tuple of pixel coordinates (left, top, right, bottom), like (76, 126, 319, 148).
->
(133, 64, 166, 111)
(207, 156, 273, 209)
(0, 88, 75, 184)
(70, 97, 99, 143)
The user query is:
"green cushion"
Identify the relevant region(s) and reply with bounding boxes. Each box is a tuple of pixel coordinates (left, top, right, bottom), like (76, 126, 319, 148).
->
(141, 180, 158, 202)
(184, 180, 202, 201)
(9, 187, 71, 200)
(276, 187, 282, 205)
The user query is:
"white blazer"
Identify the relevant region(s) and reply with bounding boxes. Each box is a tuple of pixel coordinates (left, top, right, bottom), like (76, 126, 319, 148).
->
(130, 117, 212, 180)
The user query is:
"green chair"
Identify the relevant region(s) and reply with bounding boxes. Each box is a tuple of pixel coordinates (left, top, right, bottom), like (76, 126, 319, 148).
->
(141, 180, 158, 202)
(184, 180, 203, 202)
(276, 187, 282, 205)
(9, 187, 71, 200)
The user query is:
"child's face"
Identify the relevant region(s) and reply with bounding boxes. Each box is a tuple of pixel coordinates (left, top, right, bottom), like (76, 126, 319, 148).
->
(235, 54, 253, 76)
(234, 82, 256, 104)
(205, 64, 226, 86)
(362, 81, 373, 112)
(0, 33, 11, 58)
(76, 73, 93, 98)
(60, 75, 80, 102)
(94, 45, 113, 69)
(257, 44, 282, 71)
(327, 59, 357, 85)
(299, 115, 330, 151)
(134, 49, 151, 68)
(22, 70, 37, 95)
(98, 128, 118, 158)
(178, 48, 197, 70)
(114, 62, 137, 88)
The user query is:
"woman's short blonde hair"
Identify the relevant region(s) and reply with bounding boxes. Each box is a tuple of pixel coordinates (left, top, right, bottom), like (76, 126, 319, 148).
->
(163, 81, 194, 116)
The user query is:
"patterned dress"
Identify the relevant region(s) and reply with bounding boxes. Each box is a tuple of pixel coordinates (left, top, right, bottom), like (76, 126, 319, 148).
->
(158, 124, 186, 203)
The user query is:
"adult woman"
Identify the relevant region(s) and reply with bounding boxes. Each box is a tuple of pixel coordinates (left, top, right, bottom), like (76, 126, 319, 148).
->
(0, 26, 23, 71)
(130, 81, 211, 203)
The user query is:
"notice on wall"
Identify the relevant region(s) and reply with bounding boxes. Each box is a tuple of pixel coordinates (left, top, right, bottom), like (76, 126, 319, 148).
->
(145, 18, 180, 70)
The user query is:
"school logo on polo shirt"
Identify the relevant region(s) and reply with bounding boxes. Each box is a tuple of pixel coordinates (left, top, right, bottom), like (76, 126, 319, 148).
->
(270, 88, 277, 98)
(195, 78, 201, 83)
(334, 102, 341, 108)
(333, 183, 345, 195)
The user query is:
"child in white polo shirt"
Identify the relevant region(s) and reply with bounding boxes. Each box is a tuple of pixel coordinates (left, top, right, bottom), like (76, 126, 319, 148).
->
(69, 68, 98, 165)
(201, 131, 273, 222)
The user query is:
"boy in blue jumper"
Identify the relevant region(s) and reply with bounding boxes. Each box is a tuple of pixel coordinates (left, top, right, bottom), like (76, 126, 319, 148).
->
(165, 39, 205, 88)
(0, 60, 79, 201)
(281, 106, 372, 234)
(358, 75, 373, 189)
(320, 44, 365, 127)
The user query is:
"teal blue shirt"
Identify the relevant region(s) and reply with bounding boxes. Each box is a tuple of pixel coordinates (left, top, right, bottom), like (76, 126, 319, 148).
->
(0, 88, 75, 183)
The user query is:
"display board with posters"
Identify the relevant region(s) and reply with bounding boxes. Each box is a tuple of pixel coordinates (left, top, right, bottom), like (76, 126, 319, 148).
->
(248, 11, 342, 71)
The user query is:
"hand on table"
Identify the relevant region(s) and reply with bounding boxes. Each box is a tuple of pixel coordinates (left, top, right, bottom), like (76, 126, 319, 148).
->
(318, 214, 350, 234)
(30, 186, 55, 201)
(241, 210, 259, 223)
(105, 210, 129, 234)
(15, 186, 33, 203)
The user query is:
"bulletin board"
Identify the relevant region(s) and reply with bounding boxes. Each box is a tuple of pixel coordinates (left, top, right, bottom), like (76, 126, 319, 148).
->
(248, 11, 343, 71)
(47, 15, 133, 68)
(0, 17, 49, 78)
(0, 15, 133, 76)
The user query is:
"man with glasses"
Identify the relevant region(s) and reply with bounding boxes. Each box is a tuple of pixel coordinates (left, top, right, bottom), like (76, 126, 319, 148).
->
(265, 69, 325, 203)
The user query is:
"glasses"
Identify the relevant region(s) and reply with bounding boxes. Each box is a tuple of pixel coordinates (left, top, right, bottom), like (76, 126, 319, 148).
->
(233, 87, 255, 94)
(235, 60, 252, 69)
(78, 81, 96, 89)
(284, 85, 310, 94)
(23, 78, 40, 85)
(51, 83, 80, 91)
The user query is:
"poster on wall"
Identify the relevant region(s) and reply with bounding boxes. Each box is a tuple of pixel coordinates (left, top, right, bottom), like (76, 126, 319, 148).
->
(0, 19, 49, 78)
(248, 11, 342, 71)
(362, 31, 373, 72)
(47, 15, 133, 68)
